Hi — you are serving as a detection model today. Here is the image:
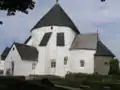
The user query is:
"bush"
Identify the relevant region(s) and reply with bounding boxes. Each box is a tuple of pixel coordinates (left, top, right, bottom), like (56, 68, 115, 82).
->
(109, 58, 120, 75)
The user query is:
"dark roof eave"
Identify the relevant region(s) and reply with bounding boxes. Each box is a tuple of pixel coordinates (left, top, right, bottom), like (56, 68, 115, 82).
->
(31, 25, 80, 34)
(94, 54, 115, 57)
(96, 41, 115, 58)
(69, 48, 96, 51)
(22, 59, 38, 61)
(24, 36, 32, 44)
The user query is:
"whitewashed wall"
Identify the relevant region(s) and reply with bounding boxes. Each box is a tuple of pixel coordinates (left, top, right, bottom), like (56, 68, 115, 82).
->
(0, 60, 4, 71)
(31, 26, 76, 76)
(94, 56, 113, 75)
(70, 50, 96, 74)
(4, 45, 37, 76)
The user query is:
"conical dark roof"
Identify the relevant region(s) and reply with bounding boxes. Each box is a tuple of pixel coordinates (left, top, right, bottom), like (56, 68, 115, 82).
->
(95, 41, 115, 57)
(31, 4, 80, 33)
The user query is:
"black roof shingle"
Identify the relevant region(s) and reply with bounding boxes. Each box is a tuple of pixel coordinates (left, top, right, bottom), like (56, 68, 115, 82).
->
(95, 41, 115, 57)
(1, 47, 10, 60)
(31, 4, 80, 33)
(15, 43, 38, 61)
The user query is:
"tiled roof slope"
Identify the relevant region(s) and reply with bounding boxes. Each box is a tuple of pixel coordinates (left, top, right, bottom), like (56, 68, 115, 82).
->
(70, 34, 115, 57)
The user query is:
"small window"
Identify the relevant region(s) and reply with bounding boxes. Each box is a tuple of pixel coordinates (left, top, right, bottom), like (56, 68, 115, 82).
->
(51, 60, 56, 68)
(32, 62, 36, 69)
(39, 32, 52, 46)
(57, 33, 65, 46)
(64, 57, 68, 65)
(11, 61, 14, 74)
(51, 26, 53, 30)
(104, 62, 109, 65)
(13, 47, 14, 51)
(80, 60, 85, 67)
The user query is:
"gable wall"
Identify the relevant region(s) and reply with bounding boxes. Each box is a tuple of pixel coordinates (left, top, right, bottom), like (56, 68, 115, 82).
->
(70, 50, 96, 74)
(94, 56, 113, 75)
(4, 45, 21, 75)
(4, 45, 37, 76)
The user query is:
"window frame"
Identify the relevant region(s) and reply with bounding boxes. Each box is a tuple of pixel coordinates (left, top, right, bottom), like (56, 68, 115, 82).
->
(57, 33, 65, 46)
(32, 62, 36, 70)
(64, 56, 68, 65)
(80, 60, 85, 67)
(51, 60, 56, 68)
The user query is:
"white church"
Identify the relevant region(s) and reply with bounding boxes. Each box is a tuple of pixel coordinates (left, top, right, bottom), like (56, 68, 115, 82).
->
(1, 3, 115, 77)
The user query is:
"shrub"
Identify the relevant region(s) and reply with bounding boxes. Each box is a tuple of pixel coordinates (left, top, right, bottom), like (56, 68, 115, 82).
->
(109, 58, 120, 75)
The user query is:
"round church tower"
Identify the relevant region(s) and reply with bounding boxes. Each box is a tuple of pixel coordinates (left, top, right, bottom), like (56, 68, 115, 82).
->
(26, 3, 80, 76)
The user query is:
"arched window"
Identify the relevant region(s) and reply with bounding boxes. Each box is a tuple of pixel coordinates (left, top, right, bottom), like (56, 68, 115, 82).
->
(51, 60, 56, 68)
(32, 62, 36, 70)
(64, 56, 68, 65)
(80, 60, 85, 67)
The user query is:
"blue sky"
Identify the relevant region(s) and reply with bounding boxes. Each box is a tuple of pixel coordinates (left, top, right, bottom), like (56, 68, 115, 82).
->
(0, 0, 120, 59)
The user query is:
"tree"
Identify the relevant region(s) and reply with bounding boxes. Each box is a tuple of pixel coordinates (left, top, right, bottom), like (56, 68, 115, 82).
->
(0, 0, 35, 24)
(109, 58, 120, 75)
(0, 0, 106, 16)
(0, 0, 106, 24)
(0, 0, 35, 15)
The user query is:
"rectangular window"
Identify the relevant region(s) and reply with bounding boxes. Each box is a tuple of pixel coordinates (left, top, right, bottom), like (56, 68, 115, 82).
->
(32, 62, 36, 70)
(57, 33, 65, 46)
(64, 57, 68, 65)
(80, 60, 85, 67)
(39, 32, 52, 46)
(64, 60, 67, 65)
(51, 60, 56, 68)
(11, 61, 14, 74)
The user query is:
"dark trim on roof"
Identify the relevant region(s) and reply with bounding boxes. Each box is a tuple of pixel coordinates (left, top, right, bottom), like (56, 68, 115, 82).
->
(95, 41, 115, 57)
(24, 36, 32, 44)
(15, 43, 38, 61)
(31, 4, 80, 34)
(1, 47, 10, 60)
(1, 42, 39, 61)
(1, 42, 17, 60)
(70, 48, 96, 51)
